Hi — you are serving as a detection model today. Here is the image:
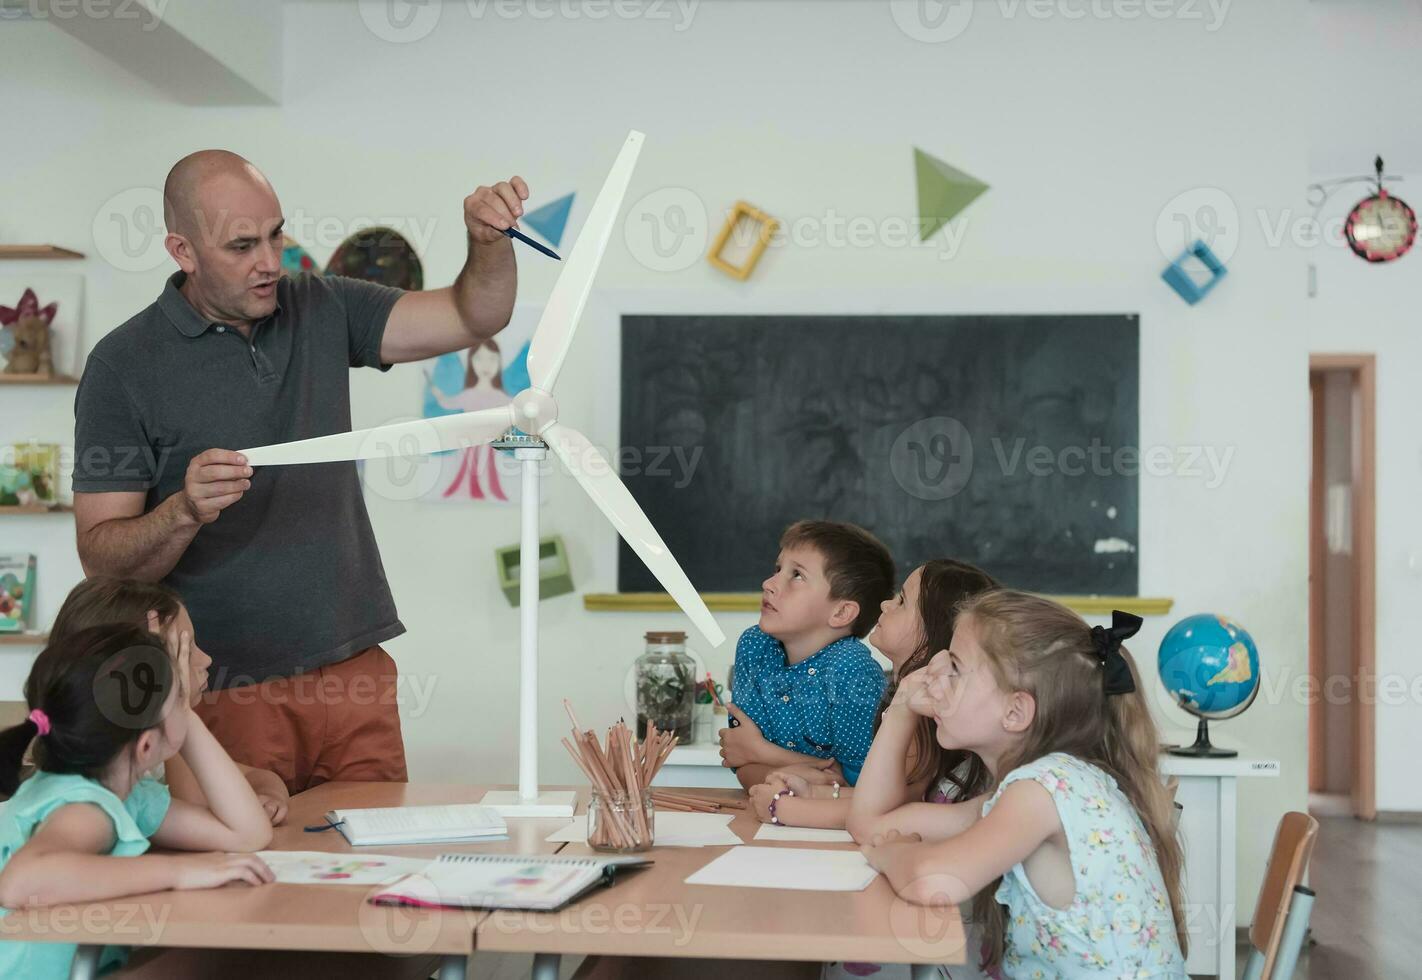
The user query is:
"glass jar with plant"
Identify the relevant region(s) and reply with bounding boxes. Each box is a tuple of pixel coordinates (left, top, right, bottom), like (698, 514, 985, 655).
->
(634, 630, 695, 743)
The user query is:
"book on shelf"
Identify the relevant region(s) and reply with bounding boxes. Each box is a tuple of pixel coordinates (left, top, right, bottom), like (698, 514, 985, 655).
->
(0, 554, 35, 632)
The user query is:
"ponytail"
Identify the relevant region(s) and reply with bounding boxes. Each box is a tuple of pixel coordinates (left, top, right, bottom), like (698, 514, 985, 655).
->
(0, 717, 41, 797)
(0, 625, 177, 797)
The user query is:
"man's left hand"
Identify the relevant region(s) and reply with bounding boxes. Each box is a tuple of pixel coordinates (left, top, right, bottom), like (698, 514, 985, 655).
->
(464, 177, 530, 244)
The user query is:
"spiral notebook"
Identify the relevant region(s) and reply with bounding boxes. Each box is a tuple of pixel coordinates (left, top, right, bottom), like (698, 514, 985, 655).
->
(369, 853, 653, 912)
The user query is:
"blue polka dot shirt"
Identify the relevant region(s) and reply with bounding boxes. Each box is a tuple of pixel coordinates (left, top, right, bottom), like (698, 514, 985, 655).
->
(730, 625, 888, 785)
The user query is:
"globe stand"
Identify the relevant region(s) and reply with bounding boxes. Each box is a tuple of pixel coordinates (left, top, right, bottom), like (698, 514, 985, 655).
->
(1168, 717, 1237, 758)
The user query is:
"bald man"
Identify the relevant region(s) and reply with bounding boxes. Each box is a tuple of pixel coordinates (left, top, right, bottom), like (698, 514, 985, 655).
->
(73, 150, 530, 794)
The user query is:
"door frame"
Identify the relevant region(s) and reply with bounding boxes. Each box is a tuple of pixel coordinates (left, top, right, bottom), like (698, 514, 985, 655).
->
(1308, 353, 1376, 821)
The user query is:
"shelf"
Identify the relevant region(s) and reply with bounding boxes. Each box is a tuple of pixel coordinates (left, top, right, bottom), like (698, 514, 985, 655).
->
(584, 593, 1176, 617)
(0, 504, 73, 515)
(0, 633, 47, 647)
(0, 373, 78, 385)
(0, 245, 85, 260)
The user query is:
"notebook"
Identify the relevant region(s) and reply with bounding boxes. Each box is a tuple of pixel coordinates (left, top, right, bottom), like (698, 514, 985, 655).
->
(370, 853, 653, 912)
(323, 804, 508, 846)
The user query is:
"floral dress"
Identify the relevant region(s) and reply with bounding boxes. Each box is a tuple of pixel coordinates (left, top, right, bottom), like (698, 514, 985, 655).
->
(982, 753, 1186, 979)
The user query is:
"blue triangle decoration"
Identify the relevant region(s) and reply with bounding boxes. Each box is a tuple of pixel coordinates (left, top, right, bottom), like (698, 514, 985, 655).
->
(523, 193, 574, 248)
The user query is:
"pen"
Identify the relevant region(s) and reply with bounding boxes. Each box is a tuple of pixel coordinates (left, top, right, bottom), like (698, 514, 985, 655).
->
(504, 226, 561, 260)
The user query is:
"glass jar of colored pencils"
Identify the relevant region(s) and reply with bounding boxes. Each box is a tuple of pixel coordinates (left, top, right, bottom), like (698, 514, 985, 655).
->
(635, 631, 695, 743)
(587, 788, 655, 852)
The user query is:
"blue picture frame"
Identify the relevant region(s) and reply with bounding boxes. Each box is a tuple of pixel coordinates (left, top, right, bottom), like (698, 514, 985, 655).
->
(1162, 239, 1228, 305)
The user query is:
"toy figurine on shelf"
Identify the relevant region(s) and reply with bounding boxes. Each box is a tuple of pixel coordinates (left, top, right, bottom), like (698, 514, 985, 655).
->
(0, 288, 57, 376)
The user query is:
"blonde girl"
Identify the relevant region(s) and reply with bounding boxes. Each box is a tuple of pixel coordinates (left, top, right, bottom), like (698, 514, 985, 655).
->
(861, 591, 1187, 978)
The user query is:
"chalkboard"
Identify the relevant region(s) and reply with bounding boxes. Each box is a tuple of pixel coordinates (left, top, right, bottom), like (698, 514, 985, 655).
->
(618, 315, 1139, 596)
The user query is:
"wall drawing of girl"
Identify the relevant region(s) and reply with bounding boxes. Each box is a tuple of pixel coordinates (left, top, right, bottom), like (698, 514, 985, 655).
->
(427, 339, 514, 501)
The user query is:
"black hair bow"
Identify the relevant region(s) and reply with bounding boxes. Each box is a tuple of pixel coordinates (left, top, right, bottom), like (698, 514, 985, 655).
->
(1090, 610, 1142, 696)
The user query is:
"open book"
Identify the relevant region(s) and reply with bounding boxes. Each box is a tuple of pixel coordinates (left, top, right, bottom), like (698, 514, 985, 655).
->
(323, 804, 508, 846)
(370, 853, 653, 912)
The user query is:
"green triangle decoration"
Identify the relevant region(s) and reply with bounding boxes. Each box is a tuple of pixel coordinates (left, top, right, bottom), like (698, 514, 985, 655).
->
(914, 148, 989, 241)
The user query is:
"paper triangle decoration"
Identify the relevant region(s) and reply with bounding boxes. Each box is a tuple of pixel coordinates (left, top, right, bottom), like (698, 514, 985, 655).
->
(523, 193, 575, 248)
(914, 148, 989, 241)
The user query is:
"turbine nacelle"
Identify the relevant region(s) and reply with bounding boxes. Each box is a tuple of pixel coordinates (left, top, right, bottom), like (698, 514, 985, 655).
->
(512, 386, 559, 436)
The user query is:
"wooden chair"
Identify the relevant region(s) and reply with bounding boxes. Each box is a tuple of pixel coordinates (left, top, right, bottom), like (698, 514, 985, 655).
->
(1241, 811, 1319, 980)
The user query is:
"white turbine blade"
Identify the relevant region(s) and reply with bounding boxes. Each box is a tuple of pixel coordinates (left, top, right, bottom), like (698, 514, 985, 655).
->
(544, 421, 724, 649)
(525, 130, 644, 392)
(241, 405, 515, 466)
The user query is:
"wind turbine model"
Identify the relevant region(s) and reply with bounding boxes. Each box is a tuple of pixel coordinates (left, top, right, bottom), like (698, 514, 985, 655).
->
(240, 131, 725, 816)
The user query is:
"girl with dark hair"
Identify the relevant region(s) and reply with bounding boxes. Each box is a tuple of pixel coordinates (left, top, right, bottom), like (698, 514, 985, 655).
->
(49, 576, 289, 824)
(0, 624, 274, 978)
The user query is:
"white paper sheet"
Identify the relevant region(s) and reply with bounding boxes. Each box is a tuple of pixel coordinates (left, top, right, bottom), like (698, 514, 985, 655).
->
(257, 850, 432, 886)
(684, 846, 878, 891)
(753, 824, 856, 844)
(546, 812, 743, 847)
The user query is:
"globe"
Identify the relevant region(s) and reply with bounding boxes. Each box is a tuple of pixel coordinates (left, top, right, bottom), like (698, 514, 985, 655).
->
(1157, 613, 1260, 757)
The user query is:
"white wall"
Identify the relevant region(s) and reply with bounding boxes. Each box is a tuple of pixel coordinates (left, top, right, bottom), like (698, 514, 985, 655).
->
(14, 0, 1416, 915)
(1304, 0, 1422, 815)
(1307, 208, 1422, 814)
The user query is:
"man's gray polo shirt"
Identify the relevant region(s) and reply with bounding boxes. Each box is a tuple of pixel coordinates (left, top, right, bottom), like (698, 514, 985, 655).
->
(73, 271, 406, 688)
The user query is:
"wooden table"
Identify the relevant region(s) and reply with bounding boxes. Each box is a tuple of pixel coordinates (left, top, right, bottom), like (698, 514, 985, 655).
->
(0, 782, 577, 980)
(477, 788, 966, 980)
(0, 783, 964, 980)
(659, 744, 1282, 978)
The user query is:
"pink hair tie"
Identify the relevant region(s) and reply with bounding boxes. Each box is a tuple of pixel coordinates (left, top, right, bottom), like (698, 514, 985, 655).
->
(28, 709, 51, 736)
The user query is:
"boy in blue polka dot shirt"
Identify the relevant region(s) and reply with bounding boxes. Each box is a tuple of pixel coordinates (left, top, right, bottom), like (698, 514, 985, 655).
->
(720, 520, 895, 790)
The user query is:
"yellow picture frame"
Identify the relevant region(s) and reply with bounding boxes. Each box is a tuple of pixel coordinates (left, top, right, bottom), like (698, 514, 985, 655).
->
(707, 200, 779, 280)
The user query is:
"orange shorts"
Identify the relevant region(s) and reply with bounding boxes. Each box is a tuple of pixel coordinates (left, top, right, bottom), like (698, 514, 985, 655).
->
(194, 645, 408, 796)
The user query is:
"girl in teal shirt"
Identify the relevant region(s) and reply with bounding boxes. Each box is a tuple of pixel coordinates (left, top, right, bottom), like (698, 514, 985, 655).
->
(0, 623, 275, 978)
